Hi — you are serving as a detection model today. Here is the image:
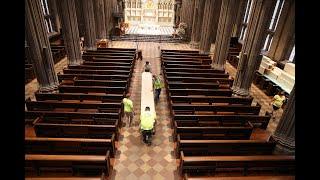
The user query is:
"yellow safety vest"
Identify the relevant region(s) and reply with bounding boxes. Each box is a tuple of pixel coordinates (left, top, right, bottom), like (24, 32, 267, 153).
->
(272, 95, 286, 108)
(140, 111, 156, 130)
(122, 98, 133, 112)
(154, 77, 163, 89)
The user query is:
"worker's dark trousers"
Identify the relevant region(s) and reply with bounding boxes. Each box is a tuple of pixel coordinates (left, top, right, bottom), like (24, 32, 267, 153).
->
(154, 88, 161, 103)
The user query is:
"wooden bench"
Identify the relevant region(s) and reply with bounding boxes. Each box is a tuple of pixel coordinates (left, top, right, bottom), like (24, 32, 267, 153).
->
(58, 73, 129, 82)
(176, 135, 275, 157)
(25, 152, 111, 176)
(167, 77, 233, 85)
(171, 96, 253, 105)
(73, 79, 127, 87)
(34, 123, 117, 139)
(165, 72, 229, 78)
(58, 85, 126, 94)
(68, 65, 132, 71)
(173, 113, 271, 129)
(25, 135, 116, 157)
(174, 122, 253, 140)
(164, 63, 212, 69)
(63, 69, 130, 76)
(165, 68, 224, 74)
(96, 47, 136, 52)
(82, 55, 134, 61)
(35, 92, 123, 103)
(183, 174, 295, 180)
(168, 82, 220, 89)
(26, 177, 104, 180)
(25, 111, 119, 120)
(26, 99, 121, 112)
(169, 89, 233, 96)
(83, 61, 132, 66)
(172, 104, 261, 115)
(179, 151, 295, 176)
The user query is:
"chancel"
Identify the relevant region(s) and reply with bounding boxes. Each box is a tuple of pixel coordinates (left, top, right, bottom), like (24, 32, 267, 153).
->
(25, 0, 295, 179)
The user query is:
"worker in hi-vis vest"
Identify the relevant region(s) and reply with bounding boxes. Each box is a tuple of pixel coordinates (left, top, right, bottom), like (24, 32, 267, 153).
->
(140, 106, 156, 145)
(153, 74, 164, 104)
(122, 93, 135, 127)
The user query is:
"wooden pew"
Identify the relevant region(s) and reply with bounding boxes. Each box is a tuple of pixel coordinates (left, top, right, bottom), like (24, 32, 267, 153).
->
(63, 69, 130, 76)
(58, 85, 126, 94)
(167, 77, 233, 85)
(176, 135, 275, 157)
(68, 65, 131, 71)
(172, 104, 261, 115)
(57, 73, 129, 82)
(96, 47, 136, 52)
(35, 92, 123, 103)
(174, 122, 253, 140)
(173, 113, 271, 129)
(25, 152, 111, 176)
(168, 82, 220, 89)
(169, 89, 233, 96)
(165, 68, 224, 74)
(34, 122, 117, 139)
(165, 72, 229, 78)
(83, 51, 135, 56)
(26, 177, 104, 180)
(171, 96, 253, 105)
(25, 111, 119, 120)
(183, 174, 295, 180)
(73, 79, 127, 87)
(82, 55, 134, 61)
(161, 49, 199, 54)
(83, 61, 132, 66)
(163, 63, 212, 69)
(179, 151, 295, 176)
(162, 60, 203, 66)
(25, 99, 121, 112)
(25, 136, 115, 157)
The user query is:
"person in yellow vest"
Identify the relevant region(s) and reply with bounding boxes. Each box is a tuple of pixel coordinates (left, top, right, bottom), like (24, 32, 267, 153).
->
(122, 93, 134, 127)
(140, 106, 156, 145)
(270, 91, 286, 120)
(153, 74, 164, 104)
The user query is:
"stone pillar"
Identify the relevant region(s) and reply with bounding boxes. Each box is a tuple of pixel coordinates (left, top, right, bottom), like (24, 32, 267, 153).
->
(47, 0, 61, 33)
(272, 85, 295, 155)
(212, 0, 240, 70)
(199, 0, 222, 54)
(104, 0, 114, 37)
(232, 0, 277, 96)
(25, 0, 58, 92)
(93, 0, 107, 39)
(56, 0, 82, 65)
(174, 1, 182, 27)
(267, 0, 295, 62)
(180, 0, 195, 40)
(75, 1, 85, 38)
(190, 0, 205, 48)
(232, 0, 248, 38)
(81, 0, 97, 50)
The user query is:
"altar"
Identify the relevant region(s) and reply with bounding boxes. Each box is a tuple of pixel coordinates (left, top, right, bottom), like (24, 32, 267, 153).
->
(124, 0, 174, 35)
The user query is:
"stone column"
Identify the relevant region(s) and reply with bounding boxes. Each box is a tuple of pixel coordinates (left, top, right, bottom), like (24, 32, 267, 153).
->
(104, 0, 114, 37)
(81, 0, 97, 50)
(25, 0, 58, 92)
(56, 0, 82, 65)
(232, 0, 277, 96)
(47, 0, 61, 33)
(75, 1, 85, 37)
(180, 0, 195, 40)
(190, 0, 205, 48)
(199, 0, 222, 54)
(272, 85, 295, 155)
(94, 0, 107, 39)
(267, 0, 295, 62)
(212, 0, 240, 70)
(232, 0, 248, 38)
(174, 1, 182, 27)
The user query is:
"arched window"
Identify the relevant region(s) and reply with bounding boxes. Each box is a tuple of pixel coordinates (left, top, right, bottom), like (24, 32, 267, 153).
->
(40, 0, 55, 33)
(288, 45, 295, 63)
(239, 0, 253, 41)
(262, 0, 285, 52)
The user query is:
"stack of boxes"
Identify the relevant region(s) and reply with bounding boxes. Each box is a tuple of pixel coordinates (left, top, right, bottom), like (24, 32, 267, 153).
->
(258, 56, 295, 92)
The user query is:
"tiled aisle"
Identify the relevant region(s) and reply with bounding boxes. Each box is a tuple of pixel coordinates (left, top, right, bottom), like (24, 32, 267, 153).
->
(110, 41, 196, 180)
(24, 41, 282, 179)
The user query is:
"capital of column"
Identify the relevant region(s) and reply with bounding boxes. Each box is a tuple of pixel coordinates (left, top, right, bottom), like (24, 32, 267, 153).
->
(272, 135, 295, 155)
(232, 87, 250, 97)
(39, 84, 59, 93)
(211, 63, 225, 71)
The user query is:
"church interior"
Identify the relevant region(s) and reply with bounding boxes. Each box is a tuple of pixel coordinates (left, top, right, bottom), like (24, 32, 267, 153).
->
(24, 0, 295, 179)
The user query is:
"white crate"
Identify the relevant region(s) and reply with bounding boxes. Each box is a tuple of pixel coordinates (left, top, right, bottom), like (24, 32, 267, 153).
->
(284, 63, 295, 76)
(258, 66, 266, 74)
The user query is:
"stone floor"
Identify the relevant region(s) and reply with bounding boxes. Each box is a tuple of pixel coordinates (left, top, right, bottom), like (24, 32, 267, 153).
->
(24, 41, 284, 179)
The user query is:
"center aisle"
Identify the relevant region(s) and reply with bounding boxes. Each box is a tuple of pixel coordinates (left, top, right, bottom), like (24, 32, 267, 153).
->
(111, 41, 195, 179)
